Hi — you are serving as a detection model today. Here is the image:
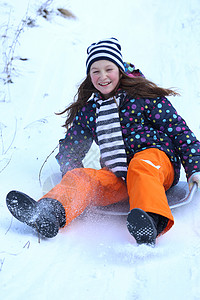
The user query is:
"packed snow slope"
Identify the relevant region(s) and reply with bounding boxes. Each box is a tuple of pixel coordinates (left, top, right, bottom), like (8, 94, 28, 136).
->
(0, 0, 200, 299)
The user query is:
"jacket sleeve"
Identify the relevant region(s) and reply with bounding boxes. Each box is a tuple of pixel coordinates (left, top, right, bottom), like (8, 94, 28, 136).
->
(55, 109, 94, 176)
(146, 97, 200, 179)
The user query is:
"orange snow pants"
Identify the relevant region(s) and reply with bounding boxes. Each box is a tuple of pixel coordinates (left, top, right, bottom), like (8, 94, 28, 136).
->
(41, 148, 175, 234)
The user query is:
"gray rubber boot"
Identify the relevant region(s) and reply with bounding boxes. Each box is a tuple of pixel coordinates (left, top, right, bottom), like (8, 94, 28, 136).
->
(6, 190, 66, 238)
(127, 208, 157, 246)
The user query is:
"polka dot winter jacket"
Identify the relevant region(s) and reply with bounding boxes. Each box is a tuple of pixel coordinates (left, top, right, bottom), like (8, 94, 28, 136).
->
(56, 91, 200, 186)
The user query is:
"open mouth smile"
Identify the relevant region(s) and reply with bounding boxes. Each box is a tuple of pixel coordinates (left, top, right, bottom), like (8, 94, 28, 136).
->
(99, 82, 111, 87)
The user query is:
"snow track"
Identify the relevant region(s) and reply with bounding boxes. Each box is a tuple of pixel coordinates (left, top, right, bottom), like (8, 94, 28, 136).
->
(1, 0, 200, 299)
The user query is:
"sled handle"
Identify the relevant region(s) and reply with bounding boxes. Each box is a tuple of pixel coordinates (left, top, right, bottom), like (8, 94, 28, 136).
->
(170, 182, 198, 209)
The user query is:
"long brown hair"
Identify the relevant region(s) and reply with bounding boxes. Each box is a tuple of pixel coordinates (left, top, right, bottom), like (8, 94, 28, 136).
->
(57, 70, 179, 129)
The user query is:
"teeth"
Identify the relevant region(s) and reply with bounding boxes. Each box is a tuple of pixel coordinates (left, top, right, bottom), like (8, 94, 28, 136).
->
(99, 82, 111, 86)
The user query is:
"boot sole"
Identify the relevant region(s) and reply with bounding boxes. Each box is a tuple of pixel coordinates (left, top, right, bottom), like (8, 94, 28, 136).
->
(127, 208, 157, 246)
(6, 191, 59, 238)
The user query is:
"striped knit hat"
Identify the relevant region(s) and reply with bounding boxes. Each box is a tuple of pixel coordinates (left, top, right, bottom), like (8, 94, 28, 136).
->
(86, 38, 125, 74)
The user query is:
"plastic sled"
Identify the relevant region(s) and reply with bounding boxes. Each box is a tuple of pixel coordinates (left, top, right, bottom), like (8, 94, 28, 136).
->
(42, 172, 198, 216)
(95, 181, 198, 216)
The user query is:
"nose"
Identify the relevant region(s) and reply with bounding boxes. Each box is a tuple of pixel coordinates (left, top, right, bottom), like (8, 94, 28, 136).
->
(99, 70, 107, 81)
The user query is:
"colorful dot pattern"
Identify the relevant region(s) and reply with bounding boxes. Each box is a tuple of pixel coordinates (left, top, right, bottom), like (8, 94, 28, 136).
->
(123, 62, 145, 78)
(56, 91, 200, 184)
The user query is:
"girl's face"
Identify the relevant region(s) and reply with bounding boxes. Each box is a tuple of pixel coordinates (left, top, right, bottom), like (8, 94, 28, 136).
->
(90, 60, 120, 98)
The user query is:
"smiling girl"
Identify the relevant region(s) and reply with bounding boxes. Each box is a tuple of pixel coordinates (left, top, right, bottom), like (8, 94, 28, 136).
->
(6, 38, 200, 246)
(90, 60, 121, 97)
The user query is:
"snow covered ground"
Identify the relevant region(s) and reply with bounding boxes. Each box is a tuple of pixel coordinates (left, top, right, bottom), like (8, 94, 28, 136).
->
(0, 0, 200, 299)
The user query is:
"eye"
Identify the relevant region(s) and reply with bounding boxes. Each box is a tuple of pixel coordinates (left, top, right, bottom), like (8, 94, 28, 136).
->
(107, 68, 113, 72)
